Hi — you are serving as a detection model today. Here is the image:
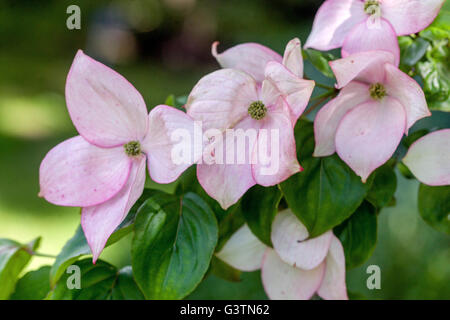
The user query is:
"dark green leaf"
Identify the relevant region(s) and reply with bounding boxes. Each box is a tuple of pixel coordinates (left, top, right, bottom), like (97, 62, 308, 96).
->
(397, 162, 415, 180)
(176, 165, 231, 219)
(131, 192, 218, 299)
(110, 266, 145, 300)
(402, 129, 430, 148)
(48, 259, 114, 300)
(334, 201, 377, 269)
(366, 163, 397, 208)
(216, 202, 245, 251)
(420, 27, 450, 42)
(348, 290, 367, 300)
(399, 36, 430, 66)
(10, 266, 51, 300)
(419, 9, 450, 42)
(48, 260, 143, 300)
(49, 226, 90, 288)
(241, 185, 282, 246)
(417, 39, 450, 112)
(177, 166, 245, 252)
(50, 189, 156, 286)
(280, 120, 369, 237)
(0, 237, 40, 299)
(209, 256, 241, 282)
(418, 60, 449, 107)
(303, 49, 335, 78)
(418, 184, 450, 234)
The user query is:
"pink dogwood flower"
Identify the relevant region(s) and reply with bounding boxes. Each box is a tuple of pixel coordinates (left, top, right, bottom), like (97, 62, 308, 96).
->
(403, 129, 450, 186)
(185, 39, 315, 209)
(216, 209, 347, 300)
(314, 50, 430, 182)
(305, 0, 444, 65)
(39, 50, 195, 262)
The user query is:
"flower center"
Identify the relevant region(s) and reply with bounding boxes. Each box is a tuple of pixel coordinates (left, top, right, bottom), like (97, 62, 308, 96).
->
(124, 141, 141, 156)
(248, 101, 267, 120)
(369, 83, 386, 100)
(364, 0, 380, 15)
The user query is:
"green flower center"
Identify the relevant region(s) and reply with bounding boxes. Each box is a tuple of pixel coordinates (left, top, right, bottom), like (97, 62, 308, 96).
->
(364, 0, 380, 15)
(369, 83, 386, 100)
(248, 101, 267, 120)
(124, 141, 141, 157)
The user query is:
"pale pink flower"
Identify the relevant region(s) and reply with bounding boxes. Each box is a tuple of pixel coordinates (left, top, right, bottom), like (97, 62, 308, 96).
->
(39, 50, 195, 262)
(216, 209, 348, 300)
(313, 50, 430, 182)
(403, 129, 450, 186)
(305, 0, 444, 65)
(185, 39, 315, 209)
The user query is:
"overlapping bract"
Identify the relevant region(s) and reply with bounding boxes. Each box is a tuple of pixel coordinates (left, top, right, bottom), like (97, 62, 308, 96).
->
(216, 209, 348, 300)
(314, 50, 430, 181)
(186, 38, 315, 209)
(39, 51, 196, 262)
(305, 0, 444, 65)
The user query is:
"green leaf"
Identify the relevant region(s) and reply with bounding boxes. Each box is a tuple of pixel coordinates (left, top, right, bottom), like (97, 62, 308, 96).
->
(334, 201, 378, 269)
(48, 260, 143, 300)
(280, 120, 369, 237)
(397, 162, 415, 180)
(209, 256, 241, 282)
(241, 185, 282, 246)
(420, 27, 450, 42)
(164, 94, 175, 107)
(164, 94, 188, 111)
(177, 166, 245, 252)
(419, 9, 450, 42)
(417, 34, 450, 112)
(176, 165, 231, 219)
(10, 266, 51, 300)
(0, 237, 40, 299)
(50, 189, 156, 286)
(131, 192, 218, 299)
(49, 226, 90, 288)
(110, 266, 145, 300)
(399, 36, 430, 67)
(216, 202, 245, 251)
(418, 184, 450, 234)
(303, 49, 335, 78)
(402, 129, 430, 148)
(348, 290, 367, 300)
(366, 163, 397, 208)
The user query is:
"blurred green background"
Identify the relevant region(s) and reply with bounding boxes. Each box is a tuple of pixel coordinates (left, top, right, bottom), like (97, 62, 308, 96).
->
(0, 0, 448, 300)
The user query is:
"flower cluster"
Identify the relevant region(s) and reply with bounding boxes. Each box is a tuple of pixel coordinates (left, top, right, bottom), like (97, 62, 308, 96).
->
(186, 38, 314, 209)
(38, 0, 449, 300)
(305, 0, 444, 65)
(216, 209, 347, 300)
(39, 51, 197, 262)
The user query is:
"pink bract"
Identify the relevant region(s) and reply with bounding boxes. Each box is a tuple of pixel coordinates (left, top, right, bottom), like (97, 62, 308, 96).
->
(39, 50, 196, 262)
(305, 0, 444, 65)
(216, 209, 348, 300)
(186, 39, 315, 209)
(314, 50, 430, 182)
(403, 129, 450, 186)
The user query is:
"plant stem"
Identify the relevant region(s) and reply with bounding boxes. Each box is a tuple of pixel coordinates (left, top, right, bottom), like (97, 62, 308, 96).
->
(24, 249, 57, 259)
